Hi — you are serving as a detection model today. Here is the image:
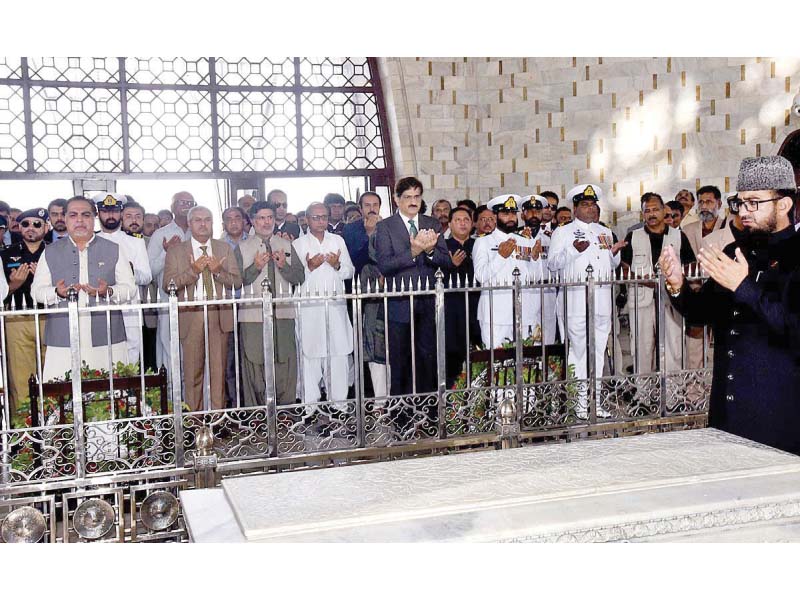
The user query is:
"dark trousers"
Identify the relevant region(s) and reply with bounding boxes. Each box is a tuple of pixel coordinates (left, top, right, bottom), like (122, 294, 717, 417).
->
(445, 351, 466, 390)
(142, 325, 157, 373)
(388, 319, 437, 395)
(388, 308, 438, 431)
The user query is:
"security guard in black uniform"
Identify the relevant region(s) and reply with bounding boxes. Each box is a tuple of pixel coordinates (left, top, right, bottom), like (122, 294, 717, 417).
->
(659, 156, 800, 455)
(0, 208, 50, 415)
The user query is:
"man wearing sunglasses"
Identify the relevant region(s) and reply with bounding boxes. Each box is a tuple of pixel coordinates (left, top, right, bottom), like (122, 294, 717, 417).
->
(660, 156, 800, 455)
(1, 208, 49, 416)
(664, 201, 685, 229)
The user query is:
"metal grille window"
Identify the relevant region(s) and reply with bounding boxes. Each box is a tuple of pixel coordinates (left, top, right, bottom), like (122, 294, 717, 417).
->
(0, 57, 394, 187)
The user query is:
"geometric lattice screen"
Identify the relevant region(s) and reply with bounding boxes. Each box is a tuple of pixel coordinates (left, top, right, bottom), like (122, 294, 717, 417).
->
(0, 57, 393, 180)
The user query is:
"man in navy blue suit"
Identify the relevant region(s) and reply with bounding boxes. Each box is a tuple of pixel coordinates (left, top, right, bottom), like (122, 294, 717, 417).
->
(375, 177, 452, 400)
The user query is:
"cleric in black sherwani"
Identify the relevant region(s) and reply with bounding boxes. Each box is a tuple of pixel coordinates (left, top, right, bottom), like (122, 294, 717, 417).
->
(659, 156, 800, 455)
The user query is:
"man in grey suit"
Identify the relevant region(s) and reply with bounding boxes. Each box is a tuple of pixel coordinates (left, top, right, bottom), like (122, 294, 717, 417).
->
(374, 177, 452, 400)
(235, 200, 305, 407)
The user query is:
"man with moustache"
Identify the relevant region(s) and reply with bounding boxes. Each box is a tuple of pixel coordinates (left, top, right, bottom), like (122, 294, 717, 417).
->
(1, 208, 49, 414)
(474, 206, 497, 237)
(344, 191, 389, 399)
(375, 177, 452, 407)
(121, 202, 146, 237)
(31, 197, 136, 382)
(162, 206, 242, 411)
(664, 201, 685, 229)
(266, 190, 292, 239)
(293, 202, 355, 408)
(95, 194, 152, 362)
(432, 199, 452, 238)
(143, 213, 160, 238)
(44, 198, 69, 244)
(683, 185, 727, 257)
(675, 189, 698, 227)
(519, 194, 558, 345)
(540, 191, 560, 235)
(95, 193, 152, 364)
(660, 156, 800, 455)
(620, 192, 695, 373)
(473, 195, 545, 349)
(682, 185, 727, 369)
(556, 207, 573, 226)
(235, 200, 304, 407)
(148, 192, 195, 373)
(444, 206, 481, 388)
(324, 193, 347, 237)
(124, 202, 158, 372)
(548, 184, 627, 419)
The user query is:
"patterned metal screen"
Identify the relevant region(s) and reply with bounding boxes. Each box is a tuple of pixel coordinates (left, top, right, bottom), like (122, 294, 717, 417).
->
(0, 57, 393, 181)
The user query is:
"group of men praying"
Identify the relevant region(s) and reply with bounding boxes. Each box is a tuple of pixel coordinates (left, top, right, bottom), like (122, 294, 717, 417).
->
(1, 156, 799, 454)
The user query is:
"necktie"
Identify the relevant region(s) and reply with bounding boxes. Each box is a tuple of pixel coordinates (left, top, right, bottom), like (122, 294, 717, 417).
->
(200, 245, 214, 299)
(408, 219, 418, 238)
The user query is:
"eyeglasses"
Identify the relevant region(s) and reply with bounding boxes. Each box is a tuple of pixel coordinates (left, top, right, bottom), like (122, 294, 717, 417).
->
(274, 202, 287, 208)
(175, 199, 196, 207)
(20, 220, 44, 229)
(309, 214, 328, 221)
(667, 212, 681, 219)
(728, 197, 781, 213)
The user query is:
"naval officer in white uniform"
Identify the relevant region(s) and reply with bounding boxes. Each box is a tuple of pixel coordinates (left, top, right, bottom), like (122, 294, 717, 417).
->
(519, 194, 557, 345)
(473, 194, 545, 348)
(547, 184, 626, 418)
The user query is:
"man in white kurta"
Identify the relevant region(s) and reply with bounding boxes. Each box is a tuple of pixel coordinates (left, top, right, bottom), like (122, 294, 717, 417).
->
(31, 198, 136, 382)
(548, 184, 625, 418)
(147, 192, 193, 374)
(292, 202, 355, 407)
(94, 193, 152, 365)
(473, 195, 545, 348)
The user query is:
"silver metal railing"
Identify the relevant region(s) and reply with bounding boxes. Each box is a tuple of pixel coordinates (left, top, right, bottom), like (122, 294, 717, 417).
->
(0, 264, 714, 543)
(0, 265, 712, 489)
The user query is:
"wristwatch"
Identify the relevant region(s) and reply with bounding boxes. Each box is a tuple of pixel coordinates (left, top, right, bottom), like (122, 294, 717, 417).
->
(665, 281, 682, 297)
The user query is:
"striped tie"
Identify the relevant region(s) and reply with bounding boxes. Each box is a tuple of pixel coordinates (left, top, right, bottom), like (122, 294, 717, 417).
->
(408, 219, 418, 238)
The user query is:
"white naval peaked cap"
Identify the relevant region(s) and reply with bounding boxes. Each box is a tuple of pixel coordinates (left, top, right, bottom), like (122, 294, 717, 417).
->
(520, 194, 547, 210)
(486, 194, 521, 212)
(566, 184, 603, 204)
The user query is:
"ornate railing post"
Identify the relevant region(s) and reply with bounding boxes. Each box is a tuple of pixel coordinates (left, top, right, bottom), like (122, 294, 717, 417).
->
(512, 267, 524, 425)
(167, 280, 184, 468)
(585, 265, 597, 423)
(67, 287, 87, 479)
(434, 269, 447, 440)
(193, 426, 217, 489)
(656, 265, 668, 417)
(496, 398, 519, 450)
(260, 278, 279, 457)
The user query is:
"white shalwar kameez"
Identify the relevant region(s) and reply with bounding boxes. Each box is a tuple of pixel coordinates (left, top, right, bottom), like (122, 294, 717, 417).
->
(292, 232, 355, 407)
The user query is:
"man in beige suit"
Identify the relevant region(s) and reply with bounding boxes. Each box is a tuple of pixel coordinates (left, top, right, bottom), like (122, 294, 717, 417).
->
(163, 206, 242, 411)
(681, 185, 726, 369)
